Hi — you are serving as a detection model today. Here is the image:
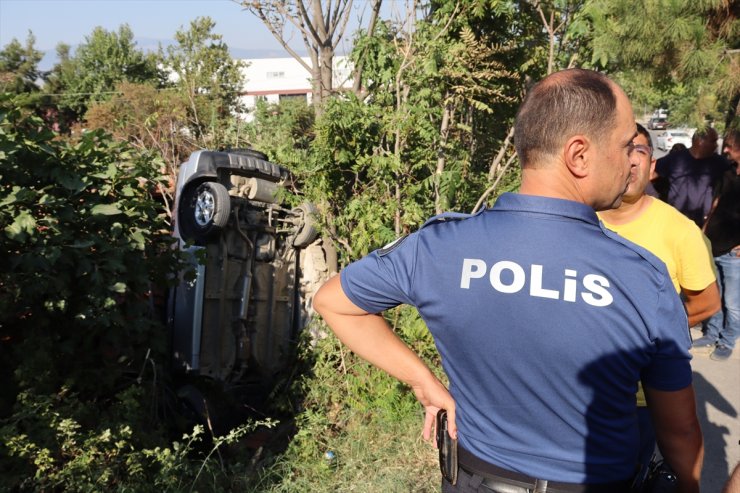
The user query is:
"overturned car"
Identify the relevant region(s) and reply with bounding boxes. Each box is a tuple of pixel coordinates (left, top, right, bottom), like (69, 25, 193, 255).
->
(167, 149, 336, 426)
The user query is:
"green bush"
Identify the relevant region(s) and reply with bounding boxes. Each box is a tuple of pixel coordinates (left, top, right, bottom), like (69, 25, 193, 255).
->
(0, 94, 202, 491)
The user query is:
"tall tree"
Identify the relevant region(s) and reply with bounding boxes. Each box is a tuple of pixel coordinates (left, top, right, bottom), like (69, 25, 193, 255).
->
(51, 24, 161, 122)
(241, 0, 378, 114)
(36, 43, 79, 132)
(163, 16, 246, 149)
(0, 32, 43, 95)
(579, 0, 740, 127)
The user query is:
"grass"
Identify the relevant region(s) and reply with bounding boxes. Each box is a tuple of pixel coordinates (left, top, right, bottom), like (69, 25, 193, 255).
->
(250, 315, 442, 492)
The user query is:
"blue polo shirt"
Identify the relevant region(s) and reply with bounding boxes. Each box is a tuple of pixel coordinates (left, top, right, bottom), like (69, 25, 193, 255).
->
(341, 193, 691, 484)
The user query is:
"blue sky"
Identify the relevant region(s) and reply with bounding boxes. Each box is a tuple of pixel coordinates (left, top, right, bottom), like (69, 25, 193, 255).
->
(0, 0, 374, 68)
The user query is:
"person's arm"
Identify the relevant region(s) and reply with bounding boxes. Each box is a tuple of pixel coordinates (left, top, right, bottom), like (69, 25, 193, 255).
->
(683, 282, 721, 327)
(644, 385, 704, 493)
(313, 274, 457, 441)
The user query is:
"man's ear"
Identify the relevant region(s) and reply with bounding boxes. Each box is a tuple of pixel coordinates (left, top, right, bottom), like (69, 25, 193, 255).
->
(649, 158, 656, 178)
(563, 135, 590, 178)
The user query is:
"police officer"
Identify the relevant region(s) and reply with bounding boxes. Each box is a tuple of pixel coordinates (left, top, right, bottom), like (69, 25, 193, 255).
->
(314, 69, 703, 493)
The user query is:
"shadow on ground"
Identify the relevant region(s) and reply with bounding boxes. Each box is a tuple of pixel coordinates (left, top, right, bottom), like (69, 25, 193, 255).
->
(692, 371, 737, 491)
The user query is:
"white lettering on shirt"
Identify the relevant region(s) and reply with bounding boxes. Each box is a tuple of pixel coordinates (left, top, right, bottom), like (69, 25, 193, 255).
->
(530, 264, 560, 299)
(581, 274, 614, 307)
(459, 259, 614, 307)
(490, 261, 526, 293)
(460, 259, 487, 288)
(563, 269, 578, 302)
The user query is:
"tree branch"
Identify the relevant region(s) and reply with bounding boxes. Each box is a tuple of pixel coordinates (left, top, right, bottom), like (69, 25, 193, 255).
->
(296, 1, 323, 44)
(431, 1, 462, 43)
(487, 125, 514, 180)
(473, 151, 517, 214)
(331, 0, 355, 50)
(351, 0, 382, 94)
(243, 2, 313, 72)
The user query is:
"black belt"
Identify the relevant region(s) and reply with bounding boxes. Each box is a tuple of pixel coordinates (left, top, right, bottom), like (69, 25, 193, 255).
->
(458, 446, 632, 493)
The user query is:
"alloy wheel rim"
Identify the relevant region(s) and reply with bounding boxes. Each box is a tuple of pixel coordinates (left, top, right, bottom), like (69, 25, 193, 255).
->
(195, 190, 215, 226)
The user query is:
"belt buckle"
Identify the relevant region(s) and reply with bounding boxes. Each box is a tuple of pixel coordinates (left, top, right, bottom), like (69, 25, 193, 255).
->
(533, 479, 548, 492)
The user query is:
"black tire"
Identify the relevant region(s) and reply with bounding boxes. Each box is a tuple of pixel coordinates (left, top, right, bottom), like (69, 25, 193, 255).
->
(292, 203, 319, 248)
(179, 181, 231, 244)
(226, 148, 269, 161)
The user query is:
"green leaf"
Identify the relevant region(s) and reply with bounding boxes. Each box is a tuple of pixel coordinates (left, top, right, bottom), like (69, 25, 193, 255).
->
(0, 187, 19, 207)
(108, 282, 127, 293)
(90, 204, 123, 216)
(57, 173, 87, 192)
(91, 162, 117, 180)
(129, 228, 146, 250)
(0, 186, 35, 207)
(4, 210, 36, 240)
(110, 222, 123, 237)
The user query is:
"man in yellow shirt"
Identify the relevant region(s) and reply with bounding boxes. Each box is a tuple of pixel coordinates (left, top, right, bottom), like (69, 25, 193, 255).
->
(598, 122, 720, 477)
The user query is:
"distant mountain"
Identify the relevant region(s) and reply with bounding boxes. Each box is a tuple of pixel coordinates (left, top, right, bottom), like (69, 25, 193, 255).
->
(36, 36, 308, 71)
(135, 37, 305, 59)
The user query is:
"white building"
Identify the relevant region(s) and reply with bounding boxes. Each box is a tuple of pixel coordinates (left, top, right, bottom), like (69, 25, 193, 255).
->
(237, 55, 353, 120)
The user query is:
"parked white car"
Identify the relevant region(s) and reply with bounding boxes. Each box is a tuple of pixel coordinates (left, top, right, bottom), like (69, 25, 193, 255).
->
(656, 129, 693, 151)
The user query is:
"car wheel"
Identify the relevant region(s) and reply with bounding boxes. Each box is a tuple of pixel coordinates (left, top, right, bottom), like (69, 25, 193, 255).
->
(179, 181, 231, 243)
(227, 148, 269, 161)
(292, 203, 320, 248)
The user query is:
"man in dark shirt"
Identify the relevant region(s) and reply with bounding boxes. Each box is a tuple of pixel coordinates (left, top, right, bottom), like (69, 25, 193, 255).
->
(695, 128, 740, 360)
(655, 127, 731, 226)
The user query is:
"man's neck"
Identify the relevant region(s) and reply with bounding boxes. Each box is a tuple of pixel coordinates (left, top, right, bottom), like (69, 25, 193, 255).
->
(519, 168, 591, 206)
(599, 194, 653, 225)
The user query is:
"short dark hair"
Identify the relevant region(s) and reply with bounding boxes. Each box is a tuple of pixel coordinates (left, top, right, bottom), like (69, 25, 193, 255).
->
(636, 123, 652, 148)
(692, 126, 718, 143)
(514, 69, 618, 167)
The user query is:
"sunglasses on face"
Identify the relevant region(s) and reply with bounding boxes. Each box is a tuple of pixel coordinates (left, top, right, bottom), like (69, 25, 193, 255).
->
(628, 143, 652, 157)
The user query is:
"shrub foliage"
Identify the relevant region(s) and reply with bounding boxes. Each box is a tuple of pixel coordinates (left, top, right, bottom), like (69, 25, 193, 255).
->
(0, 96, 197, 491)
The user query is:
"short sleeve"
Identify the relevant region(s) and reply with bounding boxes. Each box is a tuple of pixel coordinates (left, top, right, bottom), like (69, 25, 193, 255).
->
(340, 233, 420, 314)
(641, 274, 693, 392)
(675, 227, 717, 291)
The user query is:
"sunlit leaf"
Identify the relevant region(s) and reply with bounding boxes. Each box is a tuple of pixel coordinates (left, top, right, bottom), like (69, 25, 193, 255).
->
(4, 210, 36, 240)
(108, 282, 127, 293)
(90, 204, 123, 216)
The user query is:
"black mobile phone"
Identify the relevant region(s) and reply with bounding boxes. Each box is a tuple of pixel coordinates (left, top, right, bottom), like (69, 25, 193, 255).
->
(436, 409, 458, 485)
